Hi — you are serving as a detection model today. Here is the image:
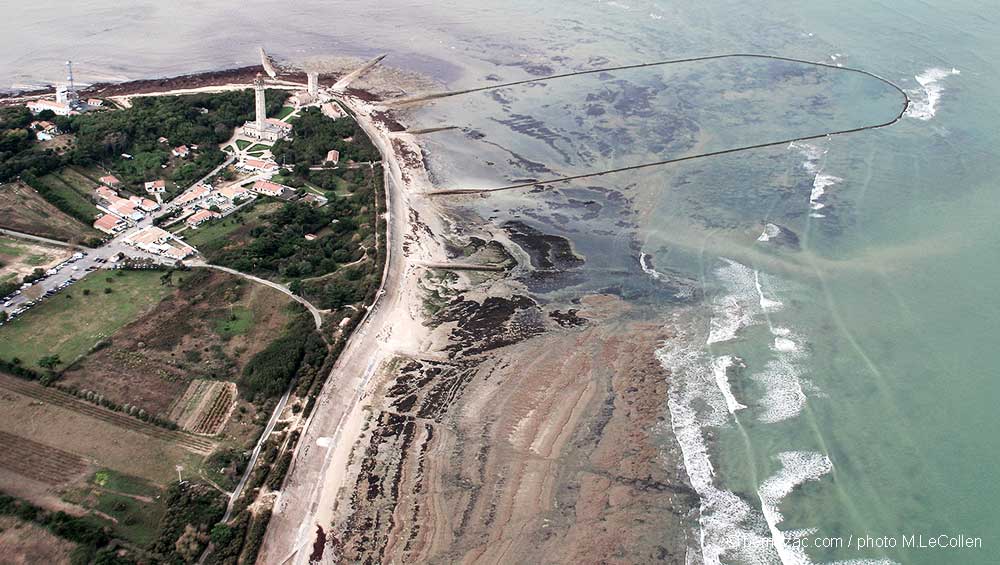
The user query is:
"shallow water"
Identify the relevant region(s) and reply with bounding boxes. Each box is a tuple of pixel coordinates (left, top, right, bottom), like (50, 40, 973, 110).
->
(8, 1, 998, 563)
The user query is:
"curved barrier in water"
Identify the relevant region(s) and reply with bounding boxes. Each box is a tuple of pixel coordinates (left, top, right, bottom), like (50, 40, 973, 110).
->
(402, 53, 910, 195)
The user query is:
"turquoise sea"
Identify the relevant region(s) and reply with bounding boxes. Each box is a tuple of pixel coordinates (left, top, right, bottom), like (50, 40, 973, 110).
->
(5, 1, 997, 563)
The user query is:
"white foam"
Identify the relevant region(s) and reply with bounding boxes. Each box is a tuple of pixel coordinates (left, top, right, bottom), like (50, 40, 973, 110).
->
(810, 173, 841, 211)
(757, 451, 834, 565)
(707, 259, 759, 344)
(639, 252, 663, 280)
(712, 355, 747, 414)
(906, 67, 960, 121)
(789, 142, 841, 217)
(754, 269, 784, 312)
(753, 353, 808, 423)
(773, 337, 799, 352)
(659, 325, 779, 564)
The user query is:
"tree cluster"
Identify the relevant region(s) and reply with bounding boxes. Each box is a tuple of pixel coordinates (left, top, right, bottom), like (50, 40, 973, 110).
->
(271, 108, 380, 167)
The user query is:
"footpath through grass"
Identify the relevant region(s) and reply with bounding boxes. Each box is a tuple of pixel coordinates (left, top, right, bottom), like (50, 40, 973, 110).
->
(0, 270, 173, 369)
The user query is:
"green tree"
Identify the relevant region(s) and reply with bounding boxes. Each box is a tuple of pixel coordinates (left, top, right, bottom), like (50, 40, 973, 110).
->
(38, 355, 61, 369)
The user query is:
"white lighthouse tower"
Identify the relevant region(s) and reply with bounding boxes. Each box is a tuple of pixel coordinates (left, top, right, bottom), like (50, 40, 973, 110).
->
(254, 73, 267, 134)
(240, 73, 291, 142)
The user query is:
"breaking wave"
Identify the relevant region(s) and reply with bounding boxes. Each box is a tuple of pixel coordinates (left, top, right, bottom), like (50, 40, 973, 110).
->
(757, 451, 833, 565)
(905, 67, 960, 121)
(659, 323, 779, 565)
(789, 142, 840, 219)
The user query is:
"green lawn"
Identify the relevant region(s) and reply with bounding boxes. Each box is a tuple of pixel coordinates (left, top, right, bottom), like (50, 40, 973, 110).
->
(247, 151, 266, 157)
(214, 306, 253, 337)
(274, 106, 295, 120)
(61, 469, 166, 546)
(235, 139, 251, 151)
(0, 270, 174, 369)
(182, 201, 279, 254)
(0, 236, 26, 257)
(247, 143, 271, 153)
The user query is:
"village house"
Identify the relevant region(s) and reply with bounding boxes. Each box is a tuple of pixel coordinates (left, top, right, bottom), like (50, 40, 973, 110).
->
(173, 184, 211, 207)
(124, 226, 194, 259)
(288, 92, 314, 107)
(129, 195, 160, 212)
(108, 199, 144, 222)
(93, 213, 127, 234)
(99, 174, 122, 188)
(172, 145, 190, 158)
(95, 185, 120, 203)
(237, 158, 280, 174)
(186, 209, 221, 228)
(87, 98, 103, 107)
(324, 149, 340, 165)
(218, 184, 252, 202)
(144, 180, 167, 194)
(26, 99, 76, 116)
(251, 179, 287, 197)
(301, 193, 329, 207)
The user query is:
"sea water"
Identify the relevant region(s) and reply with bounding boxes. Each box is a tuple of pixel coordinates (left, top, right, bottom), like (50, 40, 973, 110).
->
(6, 1, 998, 563)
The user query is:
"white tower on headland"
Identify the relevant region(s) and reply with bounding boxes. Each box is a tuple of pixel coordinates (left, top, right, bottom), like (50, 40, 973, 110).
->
(254, 73, 267, 133)
(307, 72, 319, 96)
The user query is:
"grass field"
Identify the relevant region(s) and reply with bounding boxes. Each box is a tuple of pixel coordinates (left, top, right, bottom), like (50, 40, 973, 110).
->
(0, 270, 173, 369)
(235, 139, 251, 150)
(247, 143, 271, 152)
(0, 181, 100, 244)
(62, 468, 167, 546)
(182, 201, 280, 254)
(215, 305, 253, 337)
(275, 106, 295, 120)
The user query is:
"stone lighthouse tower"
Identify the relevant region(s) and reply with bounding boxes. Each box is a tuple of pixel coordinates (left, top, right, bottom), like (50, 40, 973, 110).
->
(254, 73, 267, 133)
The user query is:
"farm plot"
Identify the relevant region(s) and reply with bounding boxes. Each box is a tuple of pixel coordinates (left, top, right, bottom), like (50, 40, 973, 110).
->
(168, 380, 237, 435)
(0, 430, 89, 486)
(0, 374, 215, 455)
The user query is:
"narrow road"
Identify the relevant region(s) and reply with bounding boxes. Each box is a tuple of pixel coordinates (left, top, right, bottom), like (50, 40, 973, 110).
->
(221, 386, 292, 521)
(190, 262, 324, 329)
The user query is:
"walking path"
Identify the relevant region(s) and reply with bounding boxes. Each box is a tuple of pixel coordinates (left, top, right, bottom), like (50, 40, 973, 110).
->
(0, 228, 83, 249)
(190, 262, 324, 329)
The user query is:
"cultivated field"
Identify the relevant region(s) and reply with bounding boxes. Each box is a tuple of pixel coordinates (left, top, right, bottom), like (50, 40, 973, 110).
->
(0, 270, 173, 369)
(32, 170, 102, 222)
(168, 380, 238, 435)
(0, 181, 99, 243)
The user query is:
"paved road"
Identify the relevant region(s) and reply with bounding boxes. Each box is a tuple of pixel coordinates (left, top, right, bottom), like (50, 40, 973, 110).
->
(258, 92, 406, 565)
